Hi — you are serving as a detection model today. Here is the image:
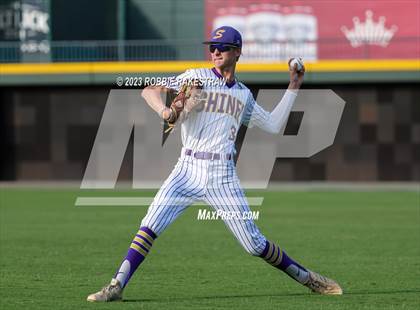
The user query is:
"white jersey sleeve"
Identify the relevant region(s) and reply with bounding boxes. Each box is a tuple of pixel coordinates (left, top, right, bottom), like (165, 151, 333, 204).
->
(241, 90, 298, 134)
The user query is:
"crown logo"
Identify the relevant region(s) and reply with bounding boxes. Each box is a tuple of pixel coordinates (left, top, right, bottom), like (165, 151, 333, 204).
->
(341, 10, 398, 47)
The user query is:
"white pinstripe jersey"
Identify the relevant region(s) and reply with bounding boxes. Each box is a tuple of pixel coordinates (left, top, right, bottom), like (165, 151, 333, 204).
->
(169, 68, 272, 155)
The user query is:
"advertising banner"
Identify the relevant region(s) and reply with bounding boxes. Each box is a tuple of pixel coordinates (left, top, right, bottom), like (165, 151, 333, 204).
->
(0, 0, 51, 62)
(205, 0, 419, 61)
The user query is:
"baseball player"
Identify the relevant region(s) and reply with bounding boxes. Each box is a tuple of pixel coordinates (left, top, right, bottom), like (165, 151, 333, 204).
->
(87, 26, 342, 302)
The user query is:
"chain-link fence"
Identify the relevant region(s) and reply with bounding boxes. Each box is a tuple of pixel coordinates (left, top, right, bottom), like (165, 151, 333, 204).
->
(1, 37, 418, 63)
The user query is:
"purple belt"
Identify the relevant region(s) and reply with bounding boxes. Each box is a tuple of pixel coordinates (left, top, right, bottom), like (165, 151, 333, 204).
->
(185, 149, 232, 160)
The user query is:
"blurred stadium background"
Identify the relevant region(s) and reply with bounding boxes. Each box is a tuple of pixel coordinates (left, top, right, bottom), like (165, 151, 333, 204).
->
(0, 0, 419, 184)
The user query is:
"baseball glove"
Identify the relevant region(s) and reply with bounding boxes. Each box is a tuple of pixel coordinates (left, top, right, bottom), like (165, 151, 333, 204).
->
(165, 81, 202, 133)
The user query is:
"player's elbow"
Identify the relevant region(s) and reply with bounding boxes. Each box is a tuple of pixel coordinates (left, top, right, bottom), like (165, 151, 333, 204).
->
(264, 115, 285, 134)
(141, 86, 153, 99)
(264, 125, 281, 134)
(271, 127, 282, 134)
(242, 239, 267, 256)
(142, 86, 169, 101)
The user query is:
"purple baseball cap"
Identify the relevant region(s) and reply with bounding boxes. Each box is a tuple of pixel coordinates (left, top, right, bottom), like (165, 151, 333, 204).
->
(203, 26, 242, 48)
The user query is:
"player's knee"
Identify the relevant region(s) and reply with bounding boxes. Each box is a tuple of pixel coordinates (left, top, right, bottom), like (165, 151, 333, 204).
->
(244, 247, 260, 256)
(243, 238, 267, 256)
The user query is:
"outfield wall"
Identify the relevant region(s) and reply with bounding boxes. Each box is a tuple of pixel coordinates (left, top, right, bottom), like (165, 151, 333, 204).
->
(1, 60, 419, 85)
(1, 83, 418, 182)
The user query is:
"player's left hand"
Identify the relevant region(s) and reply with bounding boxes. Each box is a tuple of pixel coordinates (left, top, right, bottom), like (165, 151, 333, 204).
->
(287, 58, 305, 90)
(164, 80, 203, 132)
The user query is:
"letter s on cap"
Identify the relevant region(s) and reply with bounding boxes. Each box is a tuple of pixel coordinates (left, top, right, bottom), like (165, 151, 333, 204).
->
(213, 29, 225, 39)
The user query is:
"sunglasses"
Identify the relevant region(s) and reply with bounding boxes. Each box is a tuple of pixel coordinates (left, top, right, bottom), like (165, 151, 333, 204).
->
(209, 44, 237, 53)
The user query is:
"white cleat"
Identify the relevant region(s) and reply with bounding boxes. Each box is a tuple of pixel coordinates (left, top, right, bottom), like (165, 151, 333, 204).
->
(87, 278, 123, 302)
(304, 270, 343, 295)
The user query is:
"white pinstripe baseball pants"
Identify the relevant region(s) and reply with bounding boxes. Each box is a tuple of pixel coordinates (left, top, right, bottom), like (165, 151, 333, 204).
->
(141, 150, 267, 256)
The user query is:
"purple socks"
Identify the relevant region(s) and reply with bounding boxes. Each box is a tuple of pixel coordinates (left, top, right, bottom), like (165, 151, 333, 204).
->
(260, 240, 309, 284)
(114, 226, 156, 287)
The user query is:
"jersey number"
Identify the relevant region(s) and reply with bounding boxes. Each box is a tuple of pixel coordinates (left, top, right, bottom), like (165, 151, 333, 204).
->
(228, 126, 237, 141)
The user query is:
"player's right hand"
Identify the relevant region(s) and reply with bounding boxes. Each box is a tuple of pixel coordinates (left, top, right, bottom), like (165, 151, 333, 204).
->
(287, 58, 305, 90)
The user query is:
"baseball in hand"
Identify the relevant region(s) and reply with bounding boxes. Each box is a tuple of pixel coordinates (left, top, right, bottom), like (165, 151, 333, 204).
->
(289, 58, 304, 72)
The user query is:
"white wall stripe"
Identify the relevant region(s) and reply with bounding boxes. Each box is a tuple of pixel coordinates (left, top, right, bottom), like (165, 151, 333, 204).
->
(75, 196, 264, 207)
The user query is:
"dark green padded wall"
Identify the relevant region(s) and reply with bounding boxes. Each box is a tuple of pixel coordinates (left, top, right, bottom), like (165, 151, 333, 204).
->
(51, 0, 118, 40)
(126, 0, 204, 40)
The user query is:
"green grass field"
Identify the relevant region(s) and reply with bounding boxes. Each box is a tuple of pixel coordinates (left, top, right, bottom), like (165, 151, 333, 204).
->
(0, 189, 419, 310)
